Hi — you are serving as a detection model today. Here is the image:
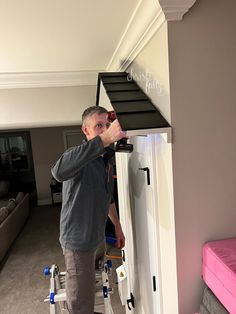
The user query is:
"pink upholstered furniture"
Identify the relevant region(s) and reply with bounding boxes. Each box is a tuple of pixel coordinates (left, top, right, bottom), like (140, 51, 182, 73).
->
(202, 238, 236, 313)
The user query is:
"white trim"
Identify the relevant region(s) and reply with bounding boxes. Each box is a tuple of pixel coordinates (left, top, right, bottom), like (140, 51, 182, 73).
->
(115, 152, 134, 302)
(0, 120, 82, 130)
(107, 0, 163, 71)
(107, 0, 196, 71)
(118, 10, 166, 71)
(126, 127, 172, 143)
(0, 70, 100, 89)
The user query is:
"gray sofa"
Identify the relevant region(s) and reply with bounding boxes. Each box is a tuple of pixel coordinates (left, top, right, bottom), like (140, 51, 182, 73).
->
(0, 192, 30, 263)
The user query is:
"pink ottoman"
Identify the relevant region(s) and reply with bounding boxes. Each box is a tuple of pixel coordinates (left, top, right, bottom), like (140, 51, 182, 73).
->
(202, 238, 236, 313)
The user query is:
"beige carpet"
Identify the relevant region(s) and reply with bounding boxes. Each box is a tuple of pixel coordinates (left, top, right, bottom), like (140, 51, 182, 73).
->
(0, 205, 125, 314)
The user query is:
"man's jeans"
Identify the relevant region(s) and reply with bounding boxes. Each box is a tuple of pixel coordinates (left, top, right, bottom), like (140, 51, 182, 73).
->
(63, 242, 105, 314)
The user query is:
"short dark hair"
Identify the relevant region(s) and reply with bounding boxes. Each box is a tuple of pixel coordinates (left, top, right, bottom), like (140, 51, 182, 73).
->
(82, 106, 108, 126)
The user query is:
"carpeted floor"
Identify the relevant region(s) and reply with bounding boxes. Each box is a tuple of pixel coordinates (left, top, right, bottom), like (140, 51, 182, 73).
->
(0, 205, 125, 314)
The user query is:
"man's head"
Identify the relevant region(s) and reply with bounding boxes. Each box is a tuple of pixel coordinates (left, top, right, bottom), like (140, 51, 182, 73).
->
(82, 106, 111, 140)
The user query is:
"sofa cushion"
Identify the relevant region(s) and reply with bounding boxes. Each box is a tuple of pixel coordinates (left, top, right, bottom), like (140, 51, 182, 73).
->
(0, 200, 8, 208)
(0, 180, 10, 198)
(0, 206, 8, 224)
(15, 192, 24, 204)
(7, 200, 16, 213)
(8, 198, 16, 203)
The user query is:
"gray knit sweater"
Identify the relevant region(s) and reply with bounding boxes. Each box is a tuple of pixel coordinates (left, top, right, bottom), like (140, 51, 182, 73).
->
(51, 136, 114, 251)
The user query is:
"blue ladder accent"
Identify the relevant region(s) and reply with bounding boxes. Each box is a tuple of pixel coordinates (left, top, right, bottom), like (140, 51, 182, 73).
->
(107, 260, 112, 269)
(44, 266, 51, 276)
(50, 292, 55, 304)
(103, 286, 108, 298)
(106, 235, 117, 245)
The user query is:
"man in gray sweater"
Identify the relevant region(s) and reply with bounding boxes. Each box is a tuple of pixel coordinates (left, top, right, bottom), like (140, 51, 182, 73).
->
(51, 106, 125, 314)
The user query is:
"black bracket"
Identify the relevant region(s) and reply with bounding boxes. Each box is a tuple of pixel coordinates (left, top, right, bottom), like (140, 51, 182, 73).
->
(121, 249, 125, 262)
(139, 167, 150, 185)
(115, 138, 133, 153)
(153, 276, 157, 292)
(127, 292, 135, 310)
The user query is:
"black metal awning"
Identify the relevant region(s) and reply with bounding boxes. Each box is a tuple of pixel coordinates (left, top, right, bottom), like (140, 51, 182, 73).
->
(96, 72, 170, 134)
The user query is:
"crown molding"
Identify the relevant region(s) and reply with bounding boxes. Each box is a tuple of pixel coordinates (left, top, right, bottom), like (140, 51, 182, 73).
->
(160, 0, 197, 20)
(107, 0, 196, 71)
(0, 71, 99, 89)
(0, 119, 81, 130)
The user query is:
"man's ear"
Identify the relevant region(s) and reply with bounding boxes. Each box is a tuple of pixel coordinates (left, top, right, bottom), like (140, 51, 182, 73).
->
(82, 124, 89, 136)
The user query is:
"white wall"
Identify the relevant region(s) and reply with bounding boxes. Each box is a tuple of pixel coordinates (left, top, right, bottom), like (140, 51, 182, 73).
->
(127, 22, 171, 123)
(0, 85, 96, 129)
(168, 0, 236, 313)
(0, 84, 96, 204)
(127, 22, 179, 313)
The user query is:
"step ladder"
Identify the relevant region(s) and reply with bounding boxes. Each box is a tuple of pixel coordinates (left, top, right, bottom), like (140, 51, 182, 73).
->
(43, 260, 114, 314)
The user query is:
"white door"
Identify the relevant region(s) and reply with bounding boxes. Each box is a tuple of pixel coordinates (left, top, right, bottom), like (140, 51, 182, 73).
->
(116, 134, 162, 314)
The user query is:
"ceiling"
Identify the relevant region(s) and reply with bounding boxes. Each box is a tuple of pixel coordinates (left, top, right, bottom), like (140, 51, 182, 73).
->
(0, 0, 197, 88)
(0, 0, 138, 73)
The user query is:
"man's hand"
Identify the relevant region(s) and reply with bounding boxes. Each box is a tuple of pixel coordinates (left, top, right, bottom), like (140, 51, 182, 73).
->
(108, 202, 126, 249)
(115, 225, 126, 249)
(99, 119, 126, 147)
